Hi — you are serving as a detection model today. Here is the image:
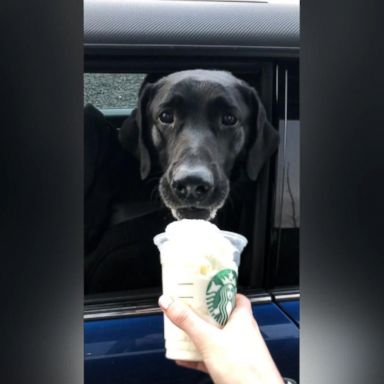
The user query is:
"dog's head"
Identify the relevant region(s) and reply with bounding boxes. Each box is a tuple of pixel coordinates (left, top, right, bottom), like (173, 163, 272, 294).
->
(120, 70, 279, 220)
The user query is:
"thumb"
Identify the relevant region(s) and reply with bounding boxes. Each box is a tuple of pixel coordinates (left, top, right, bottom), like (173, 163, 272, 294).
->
(225, 294, 257, 328)
(158, 295, 217, 348)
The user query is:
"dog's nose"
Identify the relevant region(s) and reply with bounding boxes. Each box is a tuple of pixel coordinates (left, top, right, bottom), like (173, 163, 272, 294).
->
(172, 166, 214, 202)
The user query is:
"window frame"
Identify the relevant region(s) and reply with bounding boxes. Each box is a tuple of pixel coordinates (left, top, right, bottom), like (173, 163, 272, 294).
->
(84, 56, 299, 317)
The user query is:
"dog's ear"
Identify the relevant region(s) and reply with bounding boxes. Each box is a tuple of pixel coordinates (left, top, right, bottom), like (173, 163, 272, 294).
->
(244, 86, 279, 181)
(119, 84, 153, 180)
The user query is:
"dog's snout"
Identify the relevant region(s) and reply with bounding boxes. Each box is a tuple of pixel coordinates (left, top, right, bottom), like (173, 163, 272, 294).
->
(171, 166, 214, 202)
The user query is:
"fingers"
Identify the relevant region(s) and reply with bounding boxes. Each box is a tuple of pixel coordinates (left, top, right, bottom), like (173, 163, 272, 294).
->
(158, 295, 216, 347)
(234, 294, 253, 314)
(226, 294, 257, 327)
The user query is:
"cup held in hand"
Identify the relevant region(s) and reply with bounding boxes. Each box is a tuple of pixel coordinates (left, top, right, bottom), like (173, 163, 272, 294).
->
(154, 220, 247, 361)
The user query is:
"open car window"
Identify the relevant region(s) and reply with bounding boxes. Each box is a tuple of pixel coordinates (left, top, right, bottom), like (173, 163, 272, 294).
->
(84, 62, 299, 302)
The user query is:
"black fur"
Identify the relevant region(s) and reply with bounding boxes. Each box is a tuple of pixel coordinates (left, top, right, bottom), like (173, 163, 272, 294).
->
(120, 70, 279, 220)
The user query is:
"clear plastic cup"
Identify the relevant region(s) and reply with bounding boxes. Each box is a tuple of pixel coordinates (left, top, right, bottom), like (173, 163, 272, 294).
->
(154, 228, 247, 361)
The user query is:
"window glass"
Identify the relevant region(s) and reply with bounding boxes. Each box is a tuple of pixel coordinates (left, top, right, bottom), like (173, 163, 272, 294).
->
(268, 63, 300, 289)
(274, 119, 300, 228)
(84, 73, 146, 109)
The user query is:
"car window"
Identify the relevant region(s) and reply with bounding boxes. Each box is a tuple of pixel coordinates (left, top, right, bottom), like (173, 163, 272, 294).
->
(84, 63, 299, 298)
(274, 119, 300, 228)
(269, 63, 300, 288)
(84, 73, 146, 109)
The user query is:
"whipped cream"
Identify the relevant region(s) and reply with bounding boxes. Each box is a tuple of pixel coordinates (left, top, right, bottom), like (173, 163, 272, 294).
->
(159, 219, 238, 274)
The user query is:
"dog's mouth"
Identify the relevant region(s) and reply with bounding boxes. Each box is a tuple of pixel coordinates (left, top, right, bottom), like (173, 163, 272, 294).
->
(172, 207, 215, 221)
(159, 170, 229, 221)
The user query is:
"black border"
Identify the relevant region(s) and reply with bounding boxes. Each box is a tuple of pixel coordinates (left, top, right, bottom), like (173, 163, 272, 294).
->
(0, 0, 83, 383)
(301, 1, 384, 383)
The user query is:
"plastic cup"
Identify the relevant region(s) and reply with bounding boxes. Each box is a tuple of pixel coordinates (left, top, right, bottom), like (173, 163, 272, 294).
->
(154, 228, 247, 361)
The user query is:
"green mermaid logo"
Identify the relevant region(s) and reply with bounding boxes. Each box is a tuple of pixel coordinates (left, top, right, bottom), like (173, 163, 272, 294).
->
(206, 269, 237, 326)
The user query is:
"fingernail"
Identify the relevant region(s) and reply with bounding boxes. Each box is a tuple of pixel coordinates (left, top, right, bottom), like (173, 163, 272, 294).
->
(158, 295, 174, 310)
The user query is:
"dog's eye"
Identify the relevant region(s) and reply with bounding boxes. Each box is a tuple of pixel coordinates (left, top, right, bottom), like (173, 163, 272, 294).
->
(222, 113, 238, 126)
(158, 111, 174, 124)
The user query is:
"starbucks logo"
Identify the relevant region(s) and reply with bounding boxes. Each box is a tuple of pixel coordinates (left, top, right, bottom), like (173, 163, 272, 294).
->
(206, 269, 237, 326)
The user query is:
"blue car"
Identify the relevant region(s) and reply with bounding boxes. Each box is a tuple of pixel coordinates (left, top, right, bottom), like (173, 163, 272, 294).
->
(84, 1, 300, 383)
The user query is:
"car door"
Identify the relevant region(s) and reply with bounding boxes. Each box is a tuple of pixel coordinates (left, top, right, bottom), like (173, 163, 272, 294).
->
(84, 294, 299, 384)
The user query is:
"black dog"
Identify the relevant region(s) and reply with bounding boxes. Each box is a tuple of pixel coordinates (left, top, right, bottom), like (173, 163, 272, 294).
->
(119, 69, 279, 221)
(85, 70, 279, 294)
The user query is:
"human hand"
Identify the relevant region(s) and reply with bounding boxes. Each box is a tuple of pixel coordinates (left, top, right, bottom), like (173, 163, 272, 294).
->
(158, 293, 284, 384)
